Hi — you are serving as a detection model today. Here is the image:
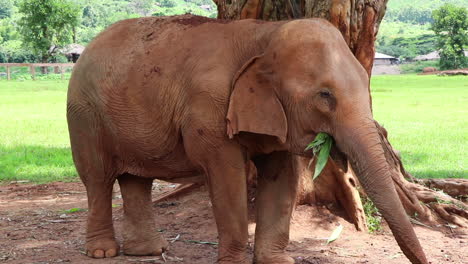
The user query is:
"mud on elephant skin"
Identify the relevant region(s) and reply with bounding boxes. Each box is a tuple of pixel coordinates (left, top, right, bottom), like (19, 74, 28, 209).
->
(66, 15, 428, 264)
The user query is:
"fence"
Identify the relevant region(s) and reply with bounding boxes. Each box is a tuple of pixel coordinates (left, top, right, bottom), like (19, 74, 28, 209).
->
(0, 63, 75, 80)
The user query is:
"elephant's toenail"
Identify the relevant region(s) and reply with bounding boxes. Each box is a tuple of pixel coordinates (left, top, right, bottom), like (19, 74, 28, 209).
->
(94, 249, 105, 258)
(105, 248, 117, 257)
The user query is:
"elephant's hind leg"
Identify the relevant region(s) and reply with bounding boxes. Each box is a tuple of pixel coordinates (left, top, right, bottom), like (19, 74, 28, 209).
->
(82, 177, 119, 258)
(68, 106, 119, 258)
(118, 174, 169, 256)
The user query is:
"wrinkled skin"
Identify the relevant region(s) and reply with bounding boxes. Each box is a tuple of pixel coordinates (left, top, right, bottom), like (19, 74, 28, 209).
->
(67, 15, 428, 264)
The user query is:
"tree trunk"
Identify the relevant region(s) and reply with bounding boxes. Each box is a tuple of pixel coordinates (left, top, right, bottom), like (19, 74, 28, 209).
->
(214, 0, 388, 76)
(41, 56, 48, 75)
(214, 0, 468, 229)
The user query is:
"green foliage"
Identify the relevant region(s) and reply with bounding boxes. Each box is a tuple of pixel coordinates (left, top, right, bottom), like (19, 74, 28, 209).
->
(0, 40, 39, 63)
(399, 60, 440, 74)
(377, 34, 437, 60)
(363, 197, 382, 233)
(386, 7, 433, 25)
(0, 0, 14, 19)
(0, 0, 217, 62)
(62, 207, 87, 213)
(305, 133, 333, 180)
(0, 18, 20, 43)
(377, 0, 467, 59)
(129, 0, 154, 16)
(18, 0, 81, 61)
(432, 4, 468, 70)
(384, 0, 467, 25)
(153, 0, 216, 18)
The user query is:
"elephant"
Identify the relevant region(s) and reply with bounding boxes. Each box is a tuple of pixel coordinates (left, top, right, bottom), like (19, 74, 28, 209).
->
(66, 14, 428, 264)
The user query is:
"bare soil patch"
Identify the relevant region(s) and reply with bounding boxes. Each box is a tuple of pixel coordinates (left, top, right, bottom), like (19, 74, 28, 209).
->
(0, 181, 466, 263)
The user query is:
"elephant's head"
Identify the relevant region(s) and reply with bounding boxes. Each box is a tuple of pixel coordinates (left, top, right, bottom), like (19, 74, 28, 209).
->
(226, 19, 428, 264)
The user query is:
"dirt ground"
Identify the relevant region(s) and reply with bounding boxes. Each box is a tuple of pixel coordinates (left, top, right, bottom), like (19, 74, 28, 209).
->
(0, 181, 466, 264)
(371, 65, 401, 75)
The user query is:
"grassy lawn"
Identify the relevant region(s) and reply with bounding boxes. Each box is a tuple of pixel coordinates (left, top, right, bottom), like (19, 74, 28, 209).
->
(371, 75, 467, 179)
(0, 80, 76, 183)
(0, 75, 466, 183)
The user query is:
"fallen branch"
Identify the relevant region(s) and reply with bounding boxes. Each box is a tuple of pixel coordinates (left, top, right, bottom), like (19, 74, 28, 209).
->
(153, 183, 200, 204)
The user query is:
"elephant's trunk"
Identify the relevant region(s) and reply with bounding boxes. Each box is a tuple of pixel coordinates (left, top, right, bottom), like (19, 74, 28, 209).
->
(335, 119, 428, 264)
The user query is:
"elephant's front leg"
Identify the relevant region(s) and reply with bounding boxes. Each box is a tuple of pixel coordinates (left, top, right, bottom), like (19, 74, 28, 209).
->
(191, 141, 249, 263)
(253, 152, 298, 264)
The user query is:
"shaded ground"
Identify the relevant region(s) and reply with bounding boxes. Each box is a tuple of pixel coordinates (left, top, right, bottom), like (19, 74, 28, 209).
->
(0, 181, 466, 264)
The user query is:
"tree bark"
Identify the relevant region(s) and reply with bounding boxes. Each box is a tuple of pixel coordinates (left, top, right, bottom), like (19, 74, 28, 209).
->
(214, 0, 468, 229)
(214, 0, 388, 76)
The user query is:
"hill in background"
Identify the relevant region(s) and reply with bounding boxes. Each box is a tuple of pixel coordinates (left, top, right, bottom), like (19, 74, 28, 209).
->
(377, 0, 467, 59)
(1, 0, 466, 63)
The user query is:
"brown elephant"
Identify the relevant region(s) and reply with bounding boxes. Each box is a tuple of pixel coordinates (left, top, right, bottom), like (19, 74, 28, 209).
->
(67, 15, 428, 264)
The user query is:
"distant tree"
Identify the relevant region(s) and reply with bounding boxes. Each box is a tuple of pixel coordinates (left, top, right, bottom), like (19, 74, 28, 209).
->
(17, 0, 81, 64)
(0, 0, 14, 19)
(432, 4, 468, 69)
(129, 0, 154, 16)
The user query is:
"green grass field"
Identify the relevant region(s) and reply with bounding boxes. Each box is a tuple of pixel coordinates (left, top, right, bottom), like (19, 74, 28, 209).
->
(0, 80, 76, 183)
(0, 75, 466, 183)
(372, 75, 467, 179)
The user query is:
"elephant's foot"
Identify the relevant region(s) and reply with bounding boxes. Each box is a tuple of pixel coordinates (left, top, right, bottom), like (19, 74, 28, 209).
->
(254, 254, 295, 264)
(217, 256, 250, 264)
(86, 237, 119, 258)
(217, 240, 250, 263)
(123, 235, 169, 256)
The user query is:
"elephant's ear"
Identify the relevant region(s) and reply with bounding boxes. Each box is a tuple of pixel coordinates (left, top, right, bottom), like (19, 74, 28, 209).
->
(226, 55, 288, 143)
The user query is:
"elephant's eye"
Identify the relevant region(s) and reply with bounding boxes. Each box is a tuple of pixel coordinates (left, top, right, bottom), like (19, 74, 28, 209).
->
(319, 90, 332, 98)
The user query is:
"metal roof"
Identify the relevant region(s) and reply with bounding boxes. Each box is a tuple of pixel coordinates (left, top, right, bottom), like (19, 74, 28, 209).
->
(374, 52, 397, 59)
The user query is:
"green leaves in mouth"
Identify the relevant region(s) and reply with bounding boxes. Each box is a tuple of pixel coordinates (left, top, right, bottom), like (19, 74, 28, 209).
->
(305, 132, 333, 180)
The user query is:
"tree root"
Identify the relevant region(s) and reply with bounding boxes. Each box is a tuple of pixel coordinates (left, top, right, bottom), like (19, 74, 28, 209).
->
(416, 178, 468, 198)
(431, 203, 468, 227)
(295, 122, 467, 231)
(295, 156, 367, 231)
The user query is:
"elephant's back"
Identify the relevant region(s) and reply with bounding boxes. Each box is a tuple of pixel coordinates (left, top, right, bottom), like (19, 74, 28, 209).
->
(67, 15, 239, 162)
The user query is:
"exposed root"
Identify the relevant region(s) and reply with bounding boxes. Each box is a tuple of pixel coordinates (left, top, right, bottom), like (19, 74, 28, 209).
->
(295, 156, 367, 231)
(335, 169, 367, 231)
(417, 178, 468, 198)
(431, 203, 468, 227)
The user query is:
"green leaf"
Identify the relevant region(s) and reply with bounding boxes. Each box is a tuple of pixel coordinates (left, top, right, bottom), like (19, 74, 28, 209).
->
(62, 207, 87, 214)
(305, 133, 333, 180)
(313, 137, 332, 180)
(305, 132, 328, 152)
(326, 224, 343, 244)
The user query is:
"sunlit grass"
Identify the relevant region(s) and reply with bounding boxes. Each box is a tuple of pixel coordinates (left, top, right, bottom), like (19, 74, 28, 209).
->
(0, 80, 76, 183)
(371, 75, 467, 179)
